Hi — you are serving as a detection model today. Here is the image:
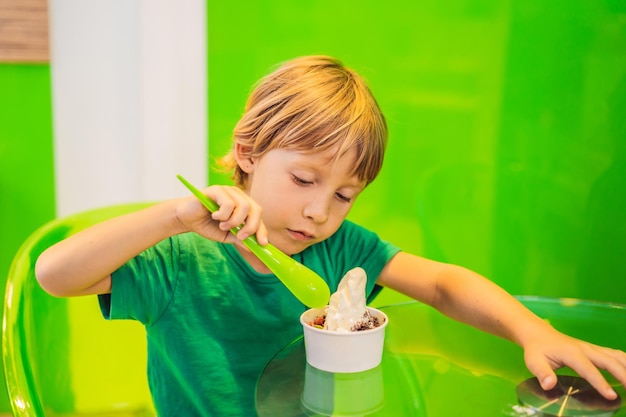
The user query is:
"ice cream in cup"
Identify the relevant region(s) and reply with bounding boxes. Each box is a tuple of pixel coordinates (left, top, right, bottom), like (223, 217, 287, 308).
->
(300, 267, 388, 373)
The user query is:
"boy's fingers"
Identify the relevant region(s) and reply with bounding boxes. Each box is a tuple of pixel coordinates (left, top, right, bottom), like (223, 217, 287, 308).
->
(608, 347, 626, 379)
(211, 188, 250, 226)
(527, 347, 619, 400)
(575, 365, 617, 400)
(234, 202, 263, 241)
(254, 222, 269, 246)
(539, 374, 557, 391)
(524, 353, 557, 390)
(584, 347, 626, 397)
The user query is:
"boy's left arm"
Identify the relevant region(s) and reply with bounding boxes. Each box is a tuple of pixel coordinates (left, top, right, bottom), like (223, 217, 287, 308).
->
(377, 251, 626, 400)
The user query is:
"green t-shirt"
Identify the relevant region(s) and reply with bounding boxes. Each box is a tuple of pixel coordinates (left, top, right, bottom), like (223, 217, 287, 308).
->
(99, 220, 400, 417)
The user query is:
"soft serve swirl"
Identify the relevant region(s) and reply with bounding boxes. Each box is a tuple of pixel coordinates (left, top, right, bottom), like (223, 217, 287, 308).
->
(324, 267, 372, 332)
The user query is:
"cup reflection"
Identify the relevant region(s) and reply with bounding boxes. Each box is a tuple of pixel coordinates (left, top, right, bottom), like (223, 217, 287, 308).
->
(301, 363, 384, 416)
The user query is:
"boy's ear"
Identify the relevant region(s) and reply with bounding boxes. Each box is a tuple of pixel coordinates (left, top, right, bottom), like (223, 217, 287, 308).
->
(234, 143, 255, 173)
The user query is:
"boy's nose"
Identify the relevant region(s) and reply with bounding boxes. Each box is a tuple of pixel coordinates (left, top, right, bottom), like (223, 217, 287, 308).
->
(303, 197, 330, 223)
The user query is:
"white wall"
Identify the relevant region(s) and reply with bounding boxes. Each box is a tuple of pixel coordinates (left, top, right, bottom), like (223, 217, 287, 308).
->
(49, 0, 207, 216)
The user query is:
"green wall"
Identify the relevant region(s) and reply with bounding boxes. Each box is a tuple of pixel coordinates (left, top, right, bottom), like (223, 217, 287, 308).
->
(0, 64, 55, 411)
(208, 0, 626, 304)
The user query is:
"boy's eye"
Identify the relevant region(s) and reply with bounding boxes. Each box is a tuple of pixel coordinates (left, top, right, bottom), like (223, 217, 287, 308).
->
(292, 175, 353, 203)
(293, 175, 313, 185)
(335, 192, 352, 203)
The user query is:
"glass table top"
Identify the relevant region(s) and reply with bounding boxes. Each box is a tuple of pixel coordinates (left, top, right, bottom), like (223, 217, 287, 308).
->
(256, 298, 626, 417)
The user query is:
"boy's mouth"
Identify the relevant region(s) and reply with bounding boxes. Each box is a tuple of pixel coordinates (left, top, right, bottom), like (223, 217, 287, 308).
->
(287, 228, 314, 241)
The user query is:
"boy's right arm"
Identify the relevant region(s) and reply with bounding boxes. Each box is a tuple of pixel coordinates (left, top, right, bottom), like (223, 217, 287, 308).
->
(35, 186, 267, 297)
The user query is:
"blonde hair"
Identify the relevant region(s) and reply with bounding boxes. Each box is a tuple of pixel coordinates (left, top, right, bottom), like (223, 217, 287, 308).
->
(218, 55, 388, 187)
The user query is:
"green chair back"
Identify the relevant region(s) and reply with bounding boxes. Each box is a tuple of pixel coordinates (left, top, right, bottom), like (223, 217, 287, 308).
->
(3, 203, 156, 416)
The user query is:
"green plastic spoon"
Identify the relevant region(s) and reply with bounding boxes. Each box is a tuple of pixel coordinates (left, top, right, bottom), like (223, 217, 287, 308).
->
(177, 174, 331, 307)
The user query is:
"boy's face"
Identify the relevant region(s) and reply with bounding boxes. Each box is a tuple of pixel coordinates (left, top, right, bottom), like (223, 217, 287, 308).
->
(241, 147, 365, 255)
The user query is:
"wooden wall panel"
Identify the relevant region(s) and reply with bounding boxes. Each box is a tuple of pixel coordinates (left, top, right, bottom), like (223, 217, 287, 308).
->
(0, 0, 49, 62)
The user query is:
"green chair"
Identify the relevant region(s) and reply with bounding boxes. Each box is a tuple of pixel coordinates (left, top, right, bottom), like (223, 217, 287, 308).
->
(2, 203, 156, 416)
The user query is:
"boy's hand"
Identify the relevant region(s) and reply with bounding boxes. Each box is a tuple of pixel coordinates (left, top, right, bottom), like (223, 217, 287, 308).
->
(522, 331, 626, 400)
(175, 185, 269, 246)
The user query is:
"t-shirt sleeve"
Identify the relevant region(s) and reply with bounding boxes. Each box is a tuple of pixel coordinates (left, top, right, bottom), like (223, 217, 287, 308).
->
(98, 236, 180, 325)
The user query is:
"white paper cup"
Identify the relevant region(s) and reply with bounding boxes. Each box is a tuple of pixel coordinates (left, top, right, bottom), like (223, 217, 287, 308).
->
(300, 306, 388, 373)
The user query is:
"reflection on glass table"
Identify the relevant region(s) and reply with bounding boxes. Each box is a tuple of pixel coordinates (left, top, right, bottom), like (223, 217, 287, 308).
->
(256, 297, 626, 417)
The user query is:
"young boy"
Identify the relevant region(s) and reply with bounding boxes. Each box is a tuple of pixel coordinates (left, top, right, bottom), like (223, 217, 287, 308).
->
(36, 56, 626, 417)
